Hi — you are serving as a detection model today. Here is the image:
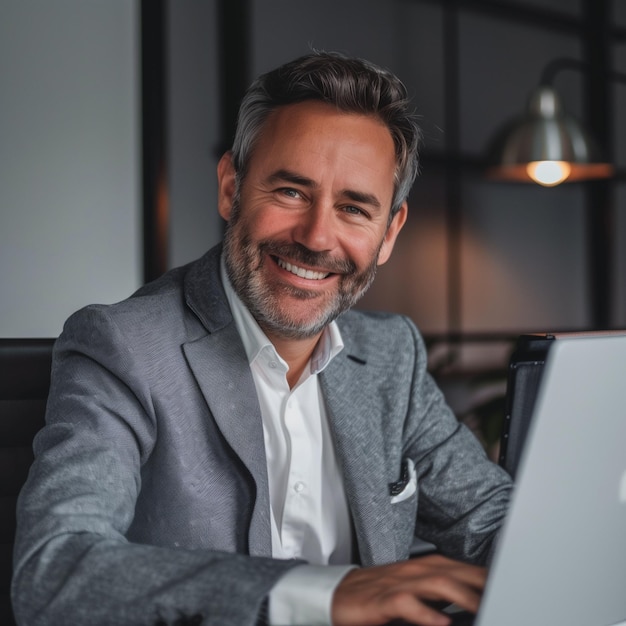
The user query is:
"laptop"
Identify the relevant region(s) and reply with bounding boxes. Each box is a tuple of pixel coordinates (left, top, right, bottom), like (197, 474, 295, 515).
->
(467, 333, 626, 626)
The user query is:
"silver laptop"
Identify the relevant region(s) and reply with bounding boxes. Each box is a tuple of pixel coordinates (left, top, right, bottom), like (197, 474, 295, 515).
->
(475, 334, 626, 626)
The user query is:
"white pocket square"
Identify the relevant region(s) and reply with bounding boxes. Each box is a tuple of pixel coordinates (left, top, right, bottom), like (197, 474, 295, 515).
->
(390, 458, 417, 504)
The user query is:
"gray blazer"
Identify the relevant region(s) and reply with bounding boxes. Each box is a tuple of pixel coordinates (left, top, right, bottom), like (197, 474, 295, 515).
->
(12, 245, 512, 626)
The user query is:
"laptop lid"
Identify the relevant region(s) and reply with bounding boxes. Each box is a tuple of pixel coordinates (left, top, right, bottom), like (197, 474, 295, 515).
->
(476, 334, 626, 626)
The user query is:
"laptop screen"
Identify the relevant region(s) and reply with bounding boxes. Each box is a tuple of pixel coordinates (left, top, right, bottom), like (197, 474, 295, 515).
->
(477, 334, 626, 626)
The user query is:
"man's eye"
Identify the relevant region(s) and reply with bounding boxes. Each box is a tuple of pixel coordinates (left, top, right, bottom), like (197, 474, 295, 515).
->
(344, 205, 367, 217)
(280, 188, 301, 199)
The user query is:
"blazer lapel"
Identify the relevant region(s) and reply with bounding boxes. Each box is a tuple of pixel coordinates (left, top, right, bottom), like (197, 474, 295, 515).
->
(321, 351, 398, 566)
(183, 329, 271, 558)
(182, 248, 271, 557)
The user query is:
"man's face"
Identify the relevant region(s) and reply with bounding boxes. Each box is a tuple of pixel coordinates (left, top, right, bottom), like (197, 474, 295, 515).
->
(218, 100, 407, 341)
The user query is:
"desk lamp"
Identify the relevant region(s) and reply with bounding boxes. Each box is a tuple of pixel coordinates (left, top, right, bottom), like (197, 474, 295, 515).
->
(485, 58, 617, 186)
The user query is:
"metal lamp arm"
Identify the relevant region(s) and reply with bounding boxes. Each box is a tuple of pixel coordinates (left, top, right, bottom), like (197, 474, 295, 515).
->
(539, 56, 626, 87)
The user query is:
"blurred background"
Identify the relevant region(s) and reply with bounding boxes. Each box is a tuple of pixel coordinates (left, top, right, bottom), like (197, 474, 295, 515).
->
(2, 0, 626, 451)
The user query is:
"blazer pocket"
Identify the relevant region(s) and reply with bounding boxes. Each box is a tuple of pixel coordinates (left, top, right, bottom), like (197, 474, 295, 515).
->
(389, 458, 417, 504)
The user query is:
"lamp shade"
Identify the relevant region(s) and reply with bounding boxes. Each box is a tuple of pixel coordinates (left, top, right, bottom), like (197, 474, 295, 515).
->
(486, 86, 613, 185)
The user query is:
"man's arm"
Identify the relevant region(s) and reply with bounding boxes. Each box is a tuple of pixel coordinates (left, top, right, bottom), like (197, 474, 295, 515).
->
(325, 313, 512, 626)
(399, 316, 512, 565)
(11, 307, 300, 626)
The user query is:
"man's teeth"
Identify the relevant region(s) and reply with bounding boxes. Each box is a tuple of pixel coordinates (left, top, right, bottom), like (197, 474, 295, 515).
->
(277, 258, 329, 280)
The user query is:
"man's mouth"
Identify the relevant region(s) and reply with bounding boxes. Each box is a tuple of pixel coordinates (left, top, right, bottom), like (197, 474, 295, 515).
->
(275, 257, 330, 280)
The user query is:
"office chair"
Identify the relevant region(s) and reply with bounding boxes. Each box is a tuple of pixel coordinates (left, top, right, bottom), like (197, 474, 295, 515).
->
(0, 338, 54, 625)
(499, 333, 554, 480)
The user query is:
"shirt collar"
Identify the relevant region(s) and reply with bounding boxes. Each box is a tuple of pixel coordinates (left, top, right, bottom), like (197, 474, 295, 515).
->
(220, 255, 343, 374)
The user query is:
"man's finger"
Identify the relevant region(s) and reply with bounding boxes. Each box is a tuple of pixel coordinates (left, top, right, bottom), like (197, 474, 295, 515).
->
(331, 558, 488, 626)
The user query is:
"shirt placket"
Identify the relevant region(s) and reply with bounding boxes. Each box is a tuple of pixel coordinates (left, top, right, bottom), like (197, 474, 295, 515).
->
(280, 390, 314, 559)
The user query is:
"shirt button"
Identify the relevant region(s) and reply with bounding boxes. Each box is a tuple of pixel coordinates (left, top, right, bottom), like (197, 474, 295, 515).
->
(294, 481, 305, 493)
(269, 361, 278, 369)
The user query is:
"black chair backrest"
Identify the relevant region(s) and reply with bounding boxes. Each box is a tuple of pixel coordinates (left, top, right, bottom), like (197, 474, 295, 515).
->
(0, 338, 54, 626)
(499, 333, 554, 480)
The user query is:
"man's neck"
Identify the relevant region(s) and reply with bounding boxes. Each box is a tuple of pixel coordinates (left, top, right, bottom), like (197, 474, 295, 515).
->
(264, 330, 323, 389)
(219, 258, 336, 388)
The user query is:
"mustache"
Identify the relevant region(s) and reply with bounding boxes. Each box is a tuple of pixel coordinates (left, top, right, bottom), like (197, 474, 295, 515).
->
(258, 241, 357, 275)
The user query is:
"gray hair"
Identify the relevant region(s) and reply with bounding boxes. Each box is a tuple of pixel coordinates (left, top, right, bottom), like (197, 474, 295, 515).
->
(230, 51, 421, 217)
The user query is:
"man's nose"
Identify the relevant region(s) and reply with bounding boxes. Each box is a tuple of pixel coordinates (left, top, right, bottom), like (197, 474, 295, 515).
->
(292, 201, 336, 252)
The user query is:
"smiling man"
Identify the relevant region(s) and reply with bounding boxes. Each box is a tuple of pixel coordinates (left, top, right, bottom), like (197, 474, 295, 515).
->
(12, 52, 512, 626)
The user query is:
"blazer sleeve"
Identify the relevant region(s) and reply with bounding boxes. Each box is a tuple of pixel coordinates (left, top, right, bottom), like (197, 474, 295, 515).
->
(400, 317, 513, 565)
(11, 306, 300, 626)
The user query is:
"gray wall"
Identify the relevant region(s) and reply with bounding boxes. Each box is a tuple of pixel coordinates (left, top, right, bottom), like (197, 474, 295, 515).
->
(0, 0, 141, 338)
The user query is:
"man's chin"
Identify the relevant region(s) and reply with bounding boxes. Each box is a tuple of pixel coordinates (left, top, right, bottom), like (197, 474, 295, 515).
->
(259, 307, 338, 341)
(278, 283, 332, 301)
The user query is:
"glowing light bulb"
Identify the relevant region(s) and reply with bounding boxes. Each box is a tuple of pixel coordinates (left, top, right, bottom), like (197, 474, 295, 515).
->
(526, 161, 572, 186)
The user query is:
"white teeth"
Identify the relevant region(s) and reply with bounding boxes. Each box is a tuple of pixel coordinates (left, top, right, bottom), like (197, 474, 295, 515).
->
(277, 258, 329, 280)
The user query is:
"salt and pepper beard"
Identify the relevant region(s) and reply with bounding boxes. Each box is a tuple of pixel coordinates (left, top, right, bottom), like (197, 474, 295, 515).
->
(222, 197, 384, 340)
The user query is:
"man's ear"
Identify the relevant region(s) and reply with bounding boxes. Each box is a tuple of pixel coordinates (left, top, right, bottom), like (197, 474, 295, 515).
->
(377, 201, 408, 266)
(217, 152, 237, 221)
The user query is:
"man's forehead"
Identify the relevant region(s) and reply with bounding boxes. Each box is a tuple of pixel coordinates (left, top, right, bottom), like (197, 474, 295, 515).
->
(249, 101, 396, 178)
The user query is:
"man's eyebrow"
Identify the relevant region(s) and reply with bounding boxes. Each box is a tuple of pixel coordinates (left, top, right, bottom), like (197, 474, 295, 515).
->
(267, 169, 383, 210)
(267, 169, 317, 188)
(341, 189, 382, 210)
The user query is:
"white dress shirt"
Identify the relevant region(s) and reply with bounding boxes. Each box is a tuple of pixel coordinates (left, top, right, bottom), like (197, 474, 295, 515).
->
(221, 260, 356, 624)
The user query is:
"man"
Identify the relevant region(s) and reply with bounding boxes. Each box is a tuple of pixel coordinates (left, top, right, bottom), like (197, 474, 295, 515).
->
(12, 52, 512, 626)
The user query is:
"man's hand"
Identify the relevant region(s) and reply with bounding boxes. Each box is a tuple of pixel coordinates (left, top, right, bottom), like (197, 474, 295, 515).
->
(331, 554, 487, 626)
